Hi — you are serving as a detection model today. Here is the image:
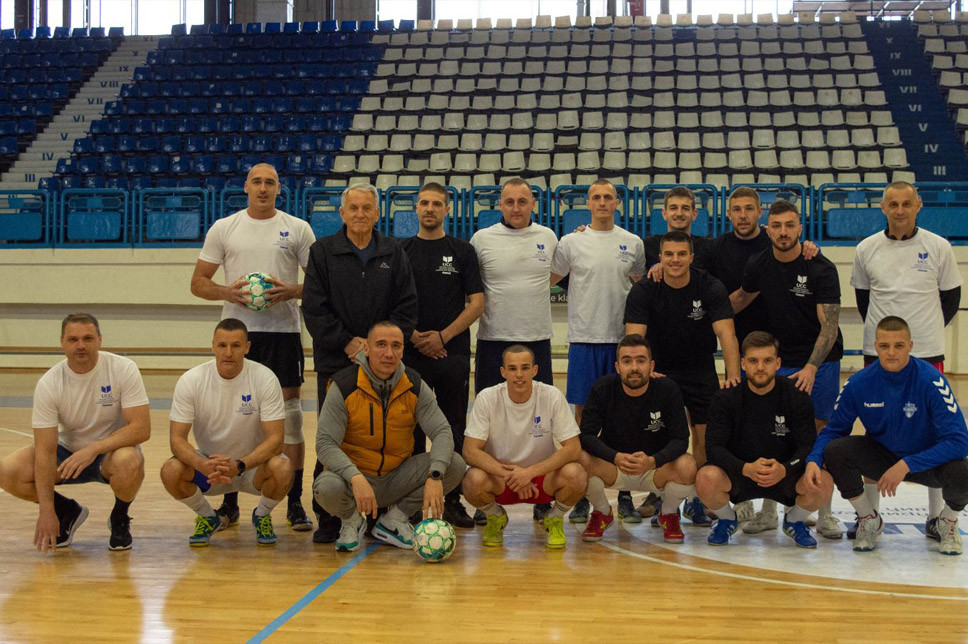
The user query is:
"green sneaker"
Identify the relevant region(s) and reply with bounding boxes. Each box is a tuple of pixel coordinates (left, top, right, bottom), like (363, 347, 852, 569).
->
(252, 509, 278, 546)
(544, 515, 567, 549)
(482, 510, 508, 547)
(189, 514, 220, 547)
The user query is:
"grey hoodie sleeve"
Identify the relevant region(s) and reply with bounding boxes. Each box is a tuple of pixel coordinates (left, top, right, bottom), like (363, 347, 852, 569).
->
(316, 382, 362, 483)
(413, 381, 454, 476)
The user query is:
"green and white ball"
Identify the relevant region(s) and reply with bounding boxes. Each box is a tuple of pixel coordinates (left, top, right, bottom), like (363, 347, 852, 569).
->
(413, 518, 456, 563)
(241, 272, 272, 311)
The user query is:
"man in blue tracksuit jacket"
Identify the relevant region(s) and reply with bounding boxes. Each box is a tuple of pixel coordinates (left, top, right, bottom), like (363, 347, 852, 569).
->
(804, 316, 968, 555)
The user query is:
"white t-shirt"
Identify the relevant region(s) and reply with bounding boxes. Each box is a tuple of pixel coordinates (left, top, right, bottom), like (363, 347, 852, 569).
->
(464, 381, 580, 468)
(169, 359, 286, 459)
(851, 228, 963, 358)
(470, 222, 559, 341)
(199, 209, 315, 333)
(31, 352, 149, 453)
(551, 225, 646, 343)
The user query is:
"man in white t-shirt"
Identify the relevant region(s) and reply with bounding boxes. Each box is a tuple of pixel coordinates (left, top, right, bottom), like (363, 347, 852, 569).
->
(462, 345, 587, 549)
(849, 181, 963, 539)
(550, 179, 646, 523)
(191, 163, 315, 533)
(160, 319, 293, 547)
(0, 313, 150, 552)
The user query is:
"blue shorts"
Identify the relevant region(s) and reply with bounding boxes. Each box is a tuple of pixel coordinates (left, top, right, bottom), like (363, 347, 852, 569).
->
(777, 361, 840, 421)
(55, 444, 108, 485)
(566, 343, 618, 404)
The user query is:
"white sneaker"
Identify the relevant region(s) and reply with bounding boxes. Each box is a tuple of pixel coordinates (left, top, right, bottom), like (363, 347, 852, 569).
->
(336, 513, 366, 553)
(741, 508, 778, 534)
(936, 517, 963, 556)
(372, 506, 414, 549)
(817, 511, 844, 540)
(735, 500, 755, 524)
(853, 514, 883, 552)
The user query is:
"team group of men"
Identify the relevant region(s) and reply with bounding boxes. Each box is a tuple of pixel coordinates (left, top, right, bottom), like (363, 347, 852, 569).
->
(1, 163, 966, 559)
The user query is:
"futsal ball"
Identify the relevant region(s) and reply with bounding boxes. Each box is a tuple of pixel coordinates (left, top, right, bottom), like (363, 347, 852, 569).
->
(241, 272, 272, 311)
(413, 518, 456, 563)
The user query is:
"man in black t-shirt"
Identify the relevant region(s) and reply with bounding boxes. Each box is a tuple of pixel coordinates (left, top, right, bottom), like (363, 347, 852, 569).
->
(731, 199, 845, 540)
(624, 230, 741, 525)
(578, 335, 697, 544)
(402, 182, 484, 528)
(697, 332, 834, 548)
(642, 186, 711, 270)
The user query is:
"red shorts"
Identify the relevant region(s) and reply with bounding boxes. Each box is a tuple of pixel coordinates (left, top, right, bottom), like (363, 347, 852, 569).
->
(494, 475, 555, 506)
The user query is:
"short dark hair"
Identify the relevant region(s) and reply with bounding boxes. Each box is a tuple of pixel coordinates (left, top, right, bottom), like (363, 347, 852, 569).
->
(883, 181, 918, 200)
(617, 334, 652, 360)
(368, 320, 402, 339)
(663, 186, 695, 210)
(728, 186, 761, 209)
(741, 331, 780, 357)
(876, 315, 910, 334)
(588, 179, 617, 197)
(215, 318, 248, 338)
(659, 229, 694, 253)
(418, 182, 449, 206)
(502, 343, 535, 365)
(768, 199, 799, 218)
(61, 313, 100, 337)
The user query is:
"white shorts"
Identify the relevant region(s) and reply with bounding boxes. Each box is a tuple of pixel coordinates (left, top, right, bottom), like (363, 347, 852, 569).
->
(611, 468, 660, 495)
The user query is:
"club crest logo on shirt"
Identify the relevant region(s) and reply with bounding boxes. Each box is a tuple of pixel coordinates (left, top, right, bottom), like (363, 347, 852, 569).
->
(616, 244, 632, 263)
(645, 411, 664, 432)
(903, 402, 918, 419)
(914, 251, 931, 273)
(275, 230, 291, 249)
(436, 255, 458, 275)
(687, 299, 705, 321)
(534, 243, 549, 262)
(772, 415, 789, 437)
(239, 393, 255, 415)
(790, 274, 812, 297)
(530, 416, 546, 438)
(97, 384, 116, 407)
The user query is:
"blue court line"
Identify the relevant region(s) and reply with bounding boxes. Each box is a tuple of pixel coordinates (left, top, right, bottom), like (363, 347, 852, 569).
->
(247, 542, 380, 643)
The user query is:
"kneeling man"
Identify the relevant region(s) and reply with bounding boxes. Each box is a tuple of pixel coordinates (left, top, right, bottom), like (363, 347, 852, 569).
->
(697, 332, 834, 548)
(314, 321, 466, 553)
(462, 345, 587, 549)
(161, 318, 293, 547)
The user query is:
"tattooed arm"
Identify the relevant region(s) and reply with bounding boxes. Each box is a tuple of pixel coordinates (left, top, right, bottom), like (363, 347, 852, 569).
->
(789, 302, 841, 395)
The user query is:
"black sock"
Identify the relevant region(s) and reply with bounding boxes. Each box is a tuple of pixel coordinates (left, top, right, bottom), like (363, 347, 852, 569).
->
(112, 497, 131, 520)
(288, 469, 304, 506)
(52, 492, 74, 517)
(223, 492, 239, 509)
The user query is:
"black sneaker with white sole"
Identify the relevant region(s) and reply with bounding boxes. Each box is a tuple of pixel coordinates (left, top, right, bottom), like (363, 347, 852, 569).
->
(56, 500, 89, 548)
(216, 502, 240, 532)
(108, 513, 132, 551)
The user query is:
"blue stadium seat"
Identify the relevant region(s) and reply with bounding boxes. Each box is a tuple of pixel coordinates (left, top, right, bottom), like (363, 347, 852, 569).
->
(204, 176, 226, 192)
(39, 177, 60, 192)
(108, 27, 124, 37)
(130, 176, 152, 191)
(296, 134, 317, 152)
(136, 136, 159, 152)
(160, 135, 181, 153)
(283, 22, 300, 34)
(89, 27, 105, 37)
(116, 135, 136, 152)
(73, 137, 93, 154)
(174, 117, 196, 134)
(226, 24, 244, 35)
(102, 155, 122, 174)
(196, 117, 217, 133)
(246, 23, 262, 34)
(131, 118, 152, 135)
(216, 155, 238, 174)
(18, 29, 33, 39)
(93, 136, 115, 153)
(146, 156, 169, 173)
(282, 116, 303, 132)
(171, 24, 187, 36)
(82, 176, 106, 189)
(170, 155, 191, 174)
(190, 25, 207, 35)
(320, 20, 338, 32)
(229, 135, 249, 153)
(106, 176, 129, 191)
(312, 154, 333, 173)
(359, 21, 376, 33)
(208, 24, 224, 35)
(204, 136, 225, 153)
(340, 21, 358, 32)
(273, 135, 293, 152)
(194, 155, 214, 174)
(398, 20, 415, 31)
(319, 134, 341, 152)
(183, 136, 204, 153)
(53, 27, 70, 38)
(0, 137, 19, 155)
(217, 116, 240, 133)
(123, 156, 146, 174)
(377, 20, 394, 32)
(176, 177, 202, 188)
(152, 118, 176, 134)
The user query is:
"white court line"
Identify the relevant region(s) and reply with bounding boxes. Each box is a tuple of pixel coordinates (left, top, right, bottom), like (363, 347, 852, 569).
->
(600, 541, 968, 602)
(0, 426, 32, 438)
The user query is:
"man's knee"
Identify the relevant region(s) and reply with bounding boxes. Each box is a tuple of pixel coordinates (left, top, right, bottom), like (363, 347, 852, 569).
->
(823, 437, 856, 468)
(462, 467, 492, 498)
(266, 455, 294, 485)
(672, 454, 698, 481)
(556, 462, 587, 492)
(160, 457, 190, 491)
(313, 470, 349, 506)
(107, 446, 144, 481)
(695, 465, 726, 495)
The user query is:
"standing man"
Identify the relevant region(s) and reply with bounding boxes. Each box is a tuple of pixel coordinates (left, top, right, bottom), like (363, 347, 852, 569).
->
(642, 186, 711, 269)
(0, 313, 150, 552)
(550, 179, 646, 523)
(302, 182, 418, 543)
(850, 181, 962, 537)
(471, 178, 559, 522)
(402, 182, 484, 528)
(191, 163, 315, 533)
(806, 317, 968, 555)
(730, 200, 845, 539)
(625, 230, 742, 526)
(161, 319, 294, 547)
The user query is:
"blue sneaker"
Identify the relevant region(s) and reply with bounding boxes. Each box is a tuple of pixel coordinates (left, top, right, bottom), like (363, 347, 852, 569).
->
(252, 509, 278, 546)
(189, 513, 220, 547)
(707, 518, 738, 546)
(782, 519, 817, 549)
(683, 497, 712, 526)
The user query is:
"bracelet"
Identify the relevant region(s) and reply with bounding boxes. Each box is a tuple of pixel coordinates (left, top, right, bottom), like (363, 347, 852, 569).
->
(437, 330, 445, 344)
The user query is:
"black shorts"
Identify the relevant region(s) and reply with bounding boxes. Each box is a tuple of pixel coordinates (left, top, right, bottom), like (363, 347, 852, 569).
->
(247, 331, 304, 388)
(664, 369, 719, 426)
(56, 445, 108, 485)
(710, 463, 805, 507)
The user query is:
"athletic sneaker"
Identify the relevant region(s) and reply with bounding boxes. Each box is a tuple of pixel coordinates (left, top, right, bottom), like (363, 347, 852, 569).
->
(817, 512, 844, 540)
(846, 513, 859, 540)
(533, 503, 551, 522)
(651, 504, 678, 528)
(313, 514, 340, 544)
(216, 502, 240, 532)
(443, 499, 475, 529)
(473, 508, 487, 526)
(372, 511, 414, 549)
(581, 510, 615, 542)
(707, 518, 738, 546)
(936, 517, 962, 556)
(482, 511, 508, 547)
(782, 518, 818, 549)
(741, 507, 778, 534)
(659, 512, 684, 544)
(734, 500, 755, 524)
(569, 497, 591, 524)
(252, 510, 278, 546)
(189, 514, 220, 547)
(682, 497, 711, 526)
(852, 513, 883, 552)
(925, 517, 941, 542)
(55, 500, 88, 548)
(108, 513, 132, 551)
(637, 492, 660, 518)
(544, 515, 567, 549)
(286, 503, 314, 532)
(336, 514, 366, 553)
(618, 493, 642, 524)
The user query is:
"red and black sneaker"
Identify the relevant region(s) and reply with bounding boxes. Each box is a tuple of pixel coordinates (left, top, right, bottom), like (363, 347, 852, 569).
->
(659, 512, 685, 544)
(581, 509, 615, 542)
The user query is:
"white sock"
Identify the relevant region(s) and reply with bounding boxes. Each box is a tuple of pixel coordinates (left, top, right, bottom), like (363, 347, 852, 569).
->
(479, 502, 503, 517)
(284, 398, 303, 443)
(661, 482, 694, 515)
(760, 498, 778, 516)
(254, 495, 281, 518)
(850, 494, 876, 518)
(786, 504, 810, 523)
(181, 489, 215, 518)
(928, 488, 944, 519)
(385, 504, 408, 525)
(940, 505, 960, 521)
(818, 502, 834, 519)
(714, 503, 736, 520)
(585, 476, 610, 514)
(864, 483, 880, 513)
(548, 500, 572, 519)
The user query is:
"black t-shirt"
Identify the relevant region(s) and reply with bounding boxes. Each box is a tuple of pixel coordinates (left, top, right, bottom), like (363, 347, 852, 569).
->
(643, 234, 711, 270)
(705, 376, 817, 477)
(702, 229, 772, 347)
(579, 374, 690, 467)
(623, 268, 733, 372)
(401, 235, 484, 356)
(742, 249, 844, 367)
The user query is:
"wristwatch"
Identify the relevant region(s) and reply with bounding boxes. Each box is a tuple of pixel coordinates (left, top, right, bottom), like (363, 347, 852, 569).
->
(236, 459, 247, 475)
(428, 470, 442, 481)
